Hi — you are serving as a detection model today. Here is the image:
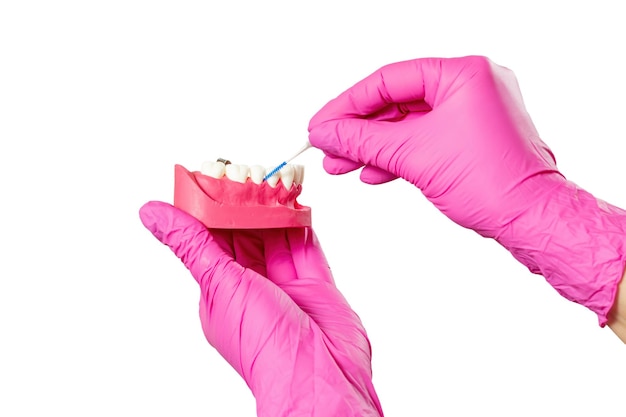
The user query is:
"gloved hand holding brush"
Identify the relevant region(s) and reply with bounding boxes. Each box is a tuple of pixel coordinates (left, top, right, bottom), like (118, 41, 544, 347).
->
(308, 55, 626, 337)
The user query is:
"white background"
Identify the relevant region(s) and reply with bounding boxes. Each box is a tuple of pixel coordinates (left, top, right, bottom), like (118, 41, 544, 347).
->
(2, 1, 625, 416)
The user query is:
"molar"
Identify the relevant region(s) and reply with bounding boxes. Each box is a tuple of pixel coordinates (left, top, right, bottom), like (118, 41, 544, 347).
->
(225, 164, 250, 183)
(201, 161, 226, 178)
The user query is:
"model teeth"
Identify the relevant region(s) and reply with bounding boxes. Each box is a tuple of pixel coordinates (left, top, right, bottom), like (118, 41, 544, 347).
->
(265, 166, 281, 187)
(201, 161, 226, 178)
(280, 165, 295, 189)
(294, 165, 304, 185)
(225, 163, 250, 183)
(200, 162, 304, 188)
(249, 165, 266, 185)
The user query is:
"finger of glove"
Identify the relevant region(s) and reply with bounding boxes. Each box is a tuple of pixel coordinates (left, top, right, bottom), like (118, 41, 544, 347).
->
(311, 117, 420, 180)
(360, 166, 398, 184)
(322, 154, 364, 175)
(196, 258, 314, 387)
(308, 57, 444, 130)
(282, 228, 374, 380)
(262, 228, 335, 287)
(221, 229, 269, 277)
(263, 228, 367, 337)
(259, 228, 298, 286)
(362, 100, 433, 122)
(321, 144, 399, 184)
(139, 200, 237, 286)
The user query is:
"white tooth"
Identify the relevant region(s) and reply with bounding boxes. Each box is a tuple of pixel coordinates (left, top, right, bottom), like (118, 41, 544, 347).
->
(201, 161, 226, 178)
(280, 164, 295, 189)
(293, 165, 304, 185)
(225, 163, 250, 183)
(265, 166, 280, 187)
(249, 165, 265, 185)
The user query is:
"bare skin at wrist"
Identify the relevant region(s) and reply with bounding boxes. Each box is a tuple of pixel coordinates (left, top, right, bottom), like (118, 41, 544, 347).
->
(608, 271, 626, 343)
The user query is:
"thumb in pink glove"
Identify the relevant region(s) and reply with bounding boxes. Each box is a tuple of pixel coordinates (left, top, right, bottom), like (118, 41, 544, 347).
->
(139, 201, 384, 417)
(308, 55, 626, 329)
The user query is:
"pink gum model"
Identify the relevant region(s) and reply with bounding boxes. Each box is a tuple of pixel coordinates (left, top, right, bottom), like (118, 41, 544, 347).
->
(173, 164, 312, 229)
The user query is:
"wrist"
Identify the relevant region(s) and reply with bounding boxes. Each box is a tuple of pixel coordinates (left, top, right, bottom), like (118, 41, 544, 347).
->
(607, 275, 626, 342)
(497, 178, 626, 326)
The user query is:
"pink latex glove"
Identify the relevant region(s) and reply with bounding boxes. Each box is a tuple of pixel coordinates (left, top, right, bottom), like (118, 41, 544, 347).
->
(308, 55, 626, 326)
(139, 201, 383, 417)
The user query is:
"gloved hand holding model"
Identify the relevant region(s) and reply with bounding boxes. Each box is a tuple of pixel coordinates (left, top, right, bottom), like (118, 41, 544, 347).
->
(308, 55, 626, 339)
(139, 201, 384, 417)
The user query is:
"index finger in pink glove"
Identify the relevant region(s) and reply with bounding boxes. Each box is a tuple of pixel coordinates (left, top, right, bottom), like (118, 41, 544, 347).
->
(309, 57, 467, 184)
(262, 228, 375, 376)
(309, 58, 440, 126)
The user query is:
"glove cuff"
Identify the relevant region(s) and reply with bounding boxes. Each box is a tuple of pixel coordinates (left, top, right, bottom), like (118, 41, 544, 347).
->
(497, 177, 626, 326)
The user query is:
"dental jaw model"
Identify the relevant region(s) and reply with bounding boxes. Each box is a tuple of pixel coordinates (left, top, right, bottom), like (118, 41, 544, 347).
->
(174, 160, 311, 229)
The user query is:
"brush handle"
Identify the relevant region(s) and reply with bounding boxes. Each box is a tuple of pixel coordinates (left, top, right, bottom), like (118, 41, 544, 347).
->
(286, 140, 312, 163)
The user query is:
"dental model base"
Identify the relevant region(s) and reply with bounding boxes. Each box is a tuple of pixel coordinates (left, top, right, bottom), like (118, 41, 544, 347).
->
(174, 159, 311, 229)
